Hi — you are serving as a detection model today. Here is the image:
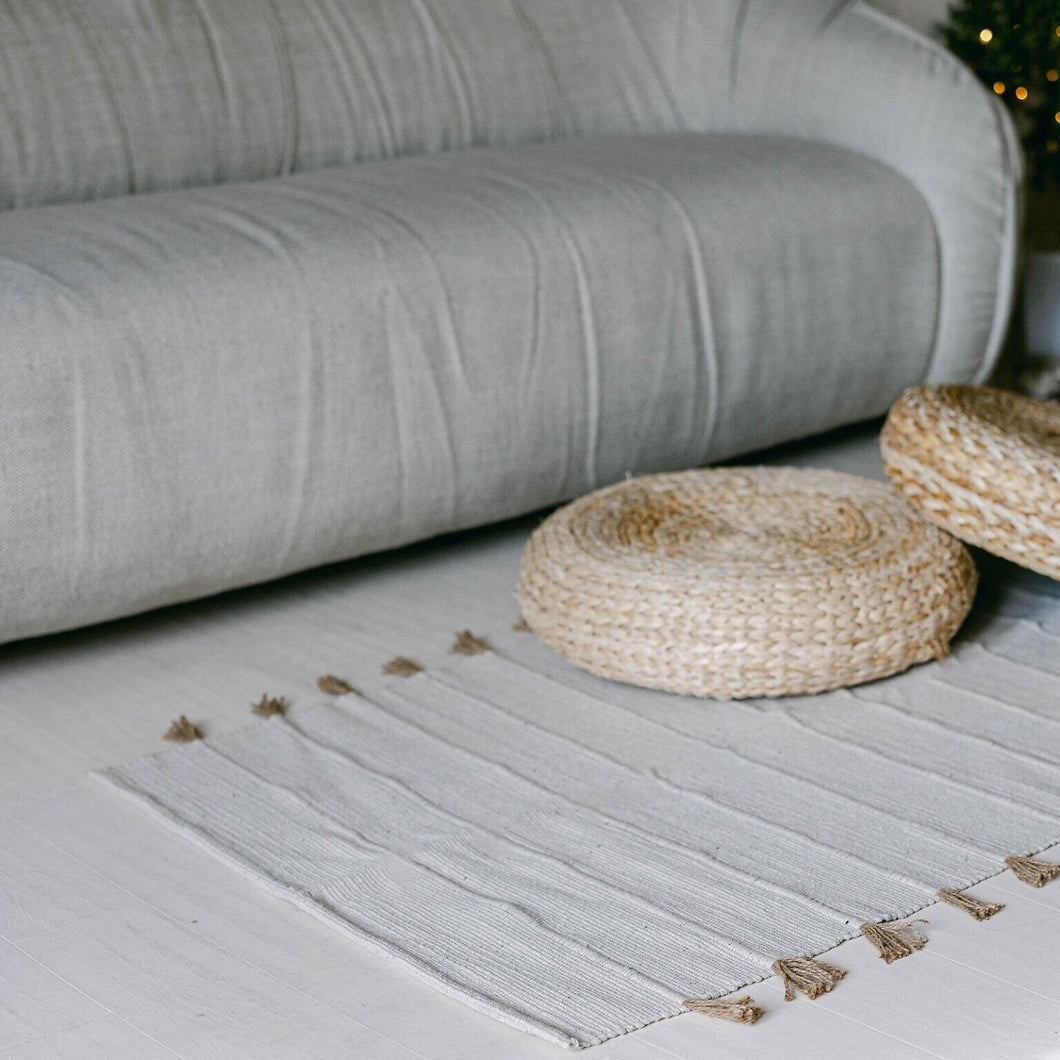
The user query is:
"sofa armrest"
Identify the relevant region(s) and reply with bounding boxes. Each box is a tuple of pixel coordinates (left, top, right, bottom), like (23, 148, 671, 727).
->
(724, 0, 1023, 384)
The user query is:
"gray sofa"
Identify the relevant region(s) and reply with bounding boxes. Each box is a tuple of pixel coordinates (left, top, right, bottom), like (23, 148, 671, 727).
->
(0, 0, 1021, 644)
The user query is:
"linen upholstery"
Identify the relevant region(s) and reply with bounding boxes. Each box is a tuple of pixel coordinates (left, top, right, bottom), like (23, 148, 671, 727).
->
(0, 134, 937, 643)
(0, 0, 1021, 644)
(0, 0, 1020, 386)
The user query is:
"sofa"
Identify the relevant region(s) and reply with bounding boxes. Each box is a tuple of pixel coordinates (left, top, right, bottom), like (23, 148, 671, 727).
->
(0, 0, 1021, 645)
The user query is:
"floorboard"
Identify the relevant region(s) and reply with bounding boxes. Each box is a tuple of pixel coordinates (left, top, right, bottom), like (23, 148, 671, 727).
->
(0, 939, 106, 1052)
(0, 1014, 183, 1060)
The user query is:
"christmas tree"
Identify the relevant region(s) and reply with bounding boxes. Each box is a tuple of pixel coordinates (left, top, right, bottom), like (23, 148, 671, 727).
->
(936, 1, 1060, 192)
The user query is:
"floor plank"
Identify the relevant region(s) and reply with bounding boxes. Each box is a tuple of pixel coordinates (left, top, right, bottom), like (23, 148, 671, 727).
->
(0, 712, 96, 806)
(0, 1014, 182, 1060)
(0, 939, 106, 1051)
(0, 814, 127, 944)
(15, 907, 423, 1060)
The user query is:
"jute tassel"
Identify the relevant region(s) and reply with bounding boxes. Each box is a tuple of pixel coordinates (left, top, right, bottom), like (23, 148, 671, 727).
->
(383, 656, 423, 676)
(771, 957, 846, 1001)
(252, 694, 289, 717)
(1005, 855, 1060, 888)
(860, 920, 928, 963)
(317, 675, 356, 696)
(451, 630, 490, 655)
(164, 715, 202, 742)
(937, 889, 1005, 921)
(683, 996, 762, 1025)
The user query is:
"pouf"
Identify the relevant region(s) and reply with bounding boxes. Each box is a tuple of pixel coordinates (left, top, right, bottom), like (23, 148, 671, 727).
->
(881, 385, 1060, 580)
(518, 467, 976, 699)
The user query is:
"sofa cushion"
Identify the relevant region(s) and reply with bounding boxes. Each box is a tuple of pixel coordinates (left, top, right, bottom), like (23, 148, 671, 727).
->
(0, 132, 938, 643)
(0, 0, 743, 211)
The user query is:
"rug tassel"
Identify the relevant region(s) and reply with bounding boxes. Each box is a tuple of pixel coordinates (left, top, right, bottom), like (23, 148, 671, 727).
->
(937, 888, 1005, 921)
(860, 919, 928, 963)
(771, 957, 846, 1001)
(1005, 855, 1060, 887)
(317, 675, 356, 696)
(683, 996, 762, 1024)
(252, 694, 289, 716)
(164, 715, 203, 742)
(383, 656, 423, 676)
(451, 630, 491, 655)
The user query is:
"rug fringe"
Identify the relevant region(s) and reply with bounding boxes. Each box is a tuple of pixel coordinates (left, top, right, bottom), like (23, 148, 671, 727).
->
(937, 888, 1005, 920)
(383, 656, 423, 676)
(451, 630, 490, 655)
(682, 996, 761, 1024)
(1005, 855, 1060, 887)
(771, 957, 846, 1001)
(860, 919, 928, 963)
(164, 715, 203, 742)
(317, 675, 356, 696)
(252, 694, 289, 716)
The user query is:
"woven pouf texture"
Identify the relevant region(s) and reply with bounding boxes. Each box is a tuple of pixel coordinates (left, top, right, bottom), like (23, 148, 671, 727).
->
(881, 385, 1060, 580)
(518, 467, 977, 699)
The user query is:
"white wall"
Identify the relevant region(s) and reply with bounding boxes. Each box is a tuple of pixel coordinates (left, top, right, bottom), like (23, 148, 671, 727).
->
(871, 0, 949, 35)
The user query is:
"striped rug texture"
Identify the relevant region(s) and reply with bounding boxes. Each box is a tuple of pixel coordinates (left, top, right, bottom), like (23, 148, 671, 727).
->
(99, 550, 1060, 1048)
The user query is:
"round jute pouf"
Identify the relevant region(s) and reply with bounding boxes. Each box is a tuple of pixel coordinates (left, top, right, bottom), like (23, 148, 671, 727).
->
(881, 385, 1060, 580)
(518, 467, 977, 699)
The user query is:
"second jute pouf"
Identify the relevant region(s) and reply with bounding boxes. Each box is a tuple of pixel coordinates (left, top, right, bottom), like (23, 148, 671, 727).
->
(518, 467, 977, 699)
(881, 385, 1060, 580)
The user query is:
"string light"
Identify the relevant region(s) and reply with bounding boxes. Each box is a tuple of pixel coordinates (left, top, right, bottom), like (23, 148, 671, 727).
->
(943, 7, 1060, 182)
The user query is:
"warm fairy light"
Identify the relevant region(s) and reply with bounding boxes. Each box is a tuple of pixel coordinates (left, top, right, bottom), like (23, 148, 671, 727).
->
(994, 80, 1006, 94)
(1049, 140, 1060, 154)
(978, 27, 993, 42)
(1015, 86, 1028, 100)
(1049, 70, 1060, 82)
(1055, 111, 1060, 124)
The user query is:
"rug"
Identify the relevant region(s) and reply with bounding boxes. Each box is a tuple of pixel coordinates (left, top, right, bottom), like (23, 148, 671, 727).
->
(97, 545, 1060, 1049)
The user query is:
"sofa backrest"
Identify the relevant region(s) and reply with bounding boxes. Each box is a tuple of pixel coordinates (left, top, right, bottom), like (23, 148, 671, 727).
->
(0, 0, 746, 211)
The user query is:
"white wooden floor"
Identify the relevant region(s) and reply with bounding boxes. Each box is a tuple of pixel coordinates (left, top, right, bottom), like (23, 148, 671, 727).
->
(3, 424, 1060, 1059)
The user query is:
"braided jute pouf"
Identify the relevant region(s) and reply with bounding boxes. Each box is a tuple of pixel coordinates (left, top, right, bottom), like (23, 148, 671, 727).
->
(518, 467, 977, 699)
(881, 385, 1060, 580)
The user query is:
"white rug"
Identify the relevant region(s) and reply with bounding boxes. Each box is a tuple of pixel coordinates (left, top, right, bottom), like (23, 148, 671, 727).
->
(98, 542, 1060, 1048)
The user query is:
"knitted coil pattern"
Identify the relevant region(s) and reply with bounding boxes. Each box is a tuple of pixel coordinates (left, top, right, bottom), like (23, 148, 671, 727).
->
(518, 467, 977, 699)
(881, 385, 1060, 581)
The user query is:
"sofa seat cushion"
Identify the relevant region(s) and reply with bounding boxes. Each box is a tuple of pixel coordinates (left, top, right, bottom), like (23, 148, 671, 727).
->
(0, 132, 938, 642)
